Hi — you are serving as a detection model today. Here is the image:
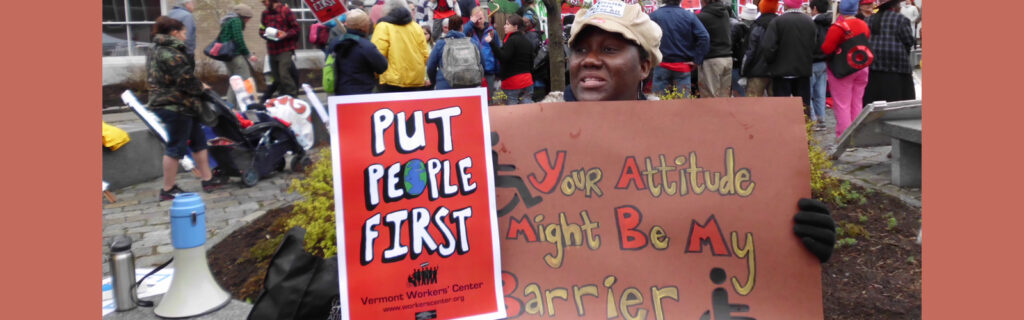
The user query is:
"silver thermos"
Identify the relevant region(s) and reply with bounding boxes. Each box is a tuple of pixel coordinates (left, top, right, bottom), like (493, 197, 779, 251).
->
(109, 235, 138, 312)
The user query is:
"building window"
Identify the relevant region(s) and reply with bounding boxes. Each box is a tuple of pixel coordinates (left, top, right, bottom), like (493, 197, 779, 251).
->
(103, 0, 164, 56)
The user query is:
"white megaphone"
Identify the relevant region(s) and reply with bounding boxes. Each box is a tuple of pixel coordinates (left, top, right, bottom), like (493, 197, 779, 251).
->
(154, 193, 231, 318)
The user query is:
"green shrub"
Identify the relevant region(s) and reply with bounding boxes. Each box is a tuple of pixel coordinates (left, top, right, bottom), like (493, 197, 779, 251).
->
(491, 90, 508, 106)
(835, 238, 858, 248)
(247, 234, 284, 262)
(286, 148, 338, 257)
(839, 221, 870, 239)
(657, 86, 695, 100)
(807, 120, 865, 207)
(885, 213, 899, 230)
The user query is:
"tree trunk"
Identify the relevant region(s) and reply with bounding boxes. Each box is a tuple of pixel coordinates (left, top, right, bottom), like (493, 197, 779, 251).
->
(541, 0, 565, 92)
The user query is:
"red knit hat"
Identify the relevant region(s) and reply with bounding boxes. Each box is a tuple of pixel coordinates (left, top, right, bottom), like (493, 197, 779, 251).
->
(759, 0, 779, 14)
(860, 0, 874, 4)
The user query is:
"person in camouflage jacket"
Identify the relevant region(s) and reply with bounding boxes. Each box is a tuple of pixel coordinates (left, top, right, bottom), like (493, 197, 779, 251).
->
(146, 16, 226, 201)
(147, 32, 204, 116)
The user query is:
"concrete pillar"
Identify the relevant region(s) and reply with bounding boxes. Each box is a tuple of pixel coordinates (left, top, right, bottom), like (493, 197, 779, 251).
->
(890, 138, 921, 188)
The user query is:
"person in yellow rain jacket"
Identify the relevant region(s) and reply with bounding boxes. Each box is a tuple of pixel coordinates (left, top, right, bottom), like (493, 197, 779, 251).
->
(372, 0, 432, 92)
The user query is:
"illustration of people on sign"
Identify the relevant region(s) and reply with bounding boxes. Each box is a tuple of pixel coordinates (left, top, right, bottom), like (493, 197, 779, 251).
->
(491, 132, 543, 216)
(700, 268, 755, 320)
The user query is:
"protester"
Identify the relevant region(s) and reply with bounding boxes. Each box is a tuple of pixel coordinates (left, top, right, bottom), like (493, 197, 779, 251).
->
(900, 0, 921, 45)
(322, 16, 347, 56)
(524, 0, 549, 42)
(856, 0, 874, 19)
(696, 0, 734, 98)
(862, 0, 916, 105)
(440, 17, 451, 38)
(427, 15, 484, 89)
(487, 14, 536, 104)
(741, 0, 779, 97)
(517, 0, 539, 28)
(146, 16, 225, 201)
(422, 24, 436, 48)
(457, 0, 478, 24)
(371, 0, 387, 25)
(822, 0, 871, 137)
(809, 0, 833, 129)
(429, 0, 461, 40)
(649, 0, 709, 97)
(217, 4, 259, 107)
(411, 0, 433, 25)
(372, 0, 433, 92)
(166, 0, 197, 66)
(729, 3, 756, 97)
(761, 0, 816, 114)
(464, 6, 500, 101)
(541, 0, 836, 263)
(331, 9, 389, 95)
(521, 16, 541, 52)
(261, 0, 300, 98)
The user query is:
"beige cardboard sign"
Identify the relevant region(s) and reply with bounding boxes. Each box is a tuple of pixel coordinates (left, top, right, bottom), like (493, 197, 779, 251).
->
(489, 98, 822, 319)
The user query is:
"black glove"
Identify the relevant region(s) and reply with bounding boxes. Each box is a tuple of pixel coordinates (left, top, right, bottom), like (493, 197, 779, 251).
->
(793, 198, 836, 263)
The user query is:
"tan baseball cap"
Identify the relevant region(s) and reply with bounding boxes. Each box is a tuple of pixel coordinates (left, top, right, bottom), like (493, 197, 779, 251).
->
(569, 0, 662, 66)
(232, 4, 255, 18)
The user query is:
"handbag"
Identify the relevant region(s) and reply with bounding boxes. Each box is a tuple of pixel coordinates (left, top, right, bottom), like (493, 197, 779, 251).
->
(247, 227, 339, 320)
(203, 36, 238, 62)
(828, 20, 874, 78)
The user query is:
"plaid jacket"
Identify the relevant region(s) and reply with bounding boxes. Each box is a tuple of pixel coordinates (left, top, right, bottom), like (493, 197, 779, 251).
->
(219, 16, 250, 56)
(866, 11, 914, 74)
(261, 5, 300, 55)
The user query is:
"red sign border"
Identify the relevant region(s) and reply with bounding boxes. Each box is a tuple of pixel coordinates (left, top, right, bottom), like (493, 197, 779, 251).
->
(327, 88, 506, 320)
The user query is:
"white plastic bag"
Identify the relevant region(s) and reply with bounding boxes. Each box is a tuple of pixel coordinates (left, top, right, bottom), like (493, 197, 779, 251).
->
(264, 95, 314, 150)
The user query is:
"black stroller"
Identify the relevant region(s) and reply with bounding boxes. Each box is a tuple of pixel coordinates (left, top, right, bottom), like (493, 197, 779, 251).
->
(200, 90, 312, 187)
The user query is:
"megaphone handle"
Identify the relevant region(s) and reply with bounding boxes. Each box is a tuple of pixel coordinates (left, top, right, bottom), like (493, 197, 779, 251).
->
(133, 257, 174, 307)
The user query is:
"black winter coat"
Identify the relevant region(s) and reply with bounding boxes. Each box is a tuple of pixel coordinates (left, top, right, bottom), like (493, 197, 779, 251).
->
(490, 31, 535, 80)
(741, 13, 776, 77)
(697, 1, 733, 59)
(331, 30, 389, 95)
(730, 17, 750, 71)
(812, 12, 833, 62)
(760, 11, 817, 78)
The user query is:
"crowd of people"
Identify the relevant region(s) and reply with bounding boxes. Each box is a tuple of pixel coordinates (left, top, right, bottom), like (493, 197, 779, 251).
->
(308, 0, 921, 139)
(139, 0, 926, 264)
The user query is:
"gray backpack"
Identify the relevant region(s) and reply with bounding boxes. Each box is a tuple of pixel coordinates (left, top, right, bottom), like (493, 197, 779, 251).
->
(440, 37, 483, 88)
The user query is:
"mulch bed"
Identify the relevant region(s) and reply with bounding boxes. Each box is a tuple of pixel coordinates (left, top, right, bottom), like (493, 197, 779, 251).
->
(820, 183, 922, 319)
(208, 204, 293, 302)
(209, 182, 921, 319)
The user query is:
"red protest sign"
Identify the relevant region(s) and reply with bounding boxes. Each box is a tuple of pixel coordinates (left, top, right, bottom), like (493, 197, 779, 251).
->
(488, 98, 823, 319)
(328, 88, 505, 320)
(303, 0, 348, 23)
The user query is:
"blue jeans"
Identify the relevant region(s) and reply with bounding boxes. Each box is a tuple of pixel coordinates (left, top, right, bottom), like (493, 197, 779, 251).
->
(652, 65, 692, 97)
(810, 62, 828, 121)
(503, 86, 534, 105)
(731, 68, 745, 97)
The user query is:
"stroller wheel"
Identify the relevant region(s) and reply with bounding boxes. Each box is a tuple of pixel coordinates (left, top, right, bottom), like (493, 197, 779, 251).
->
(242, 170, 260, 187)
(275, 159, 286, 172)
(291, 154, 313, 174)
